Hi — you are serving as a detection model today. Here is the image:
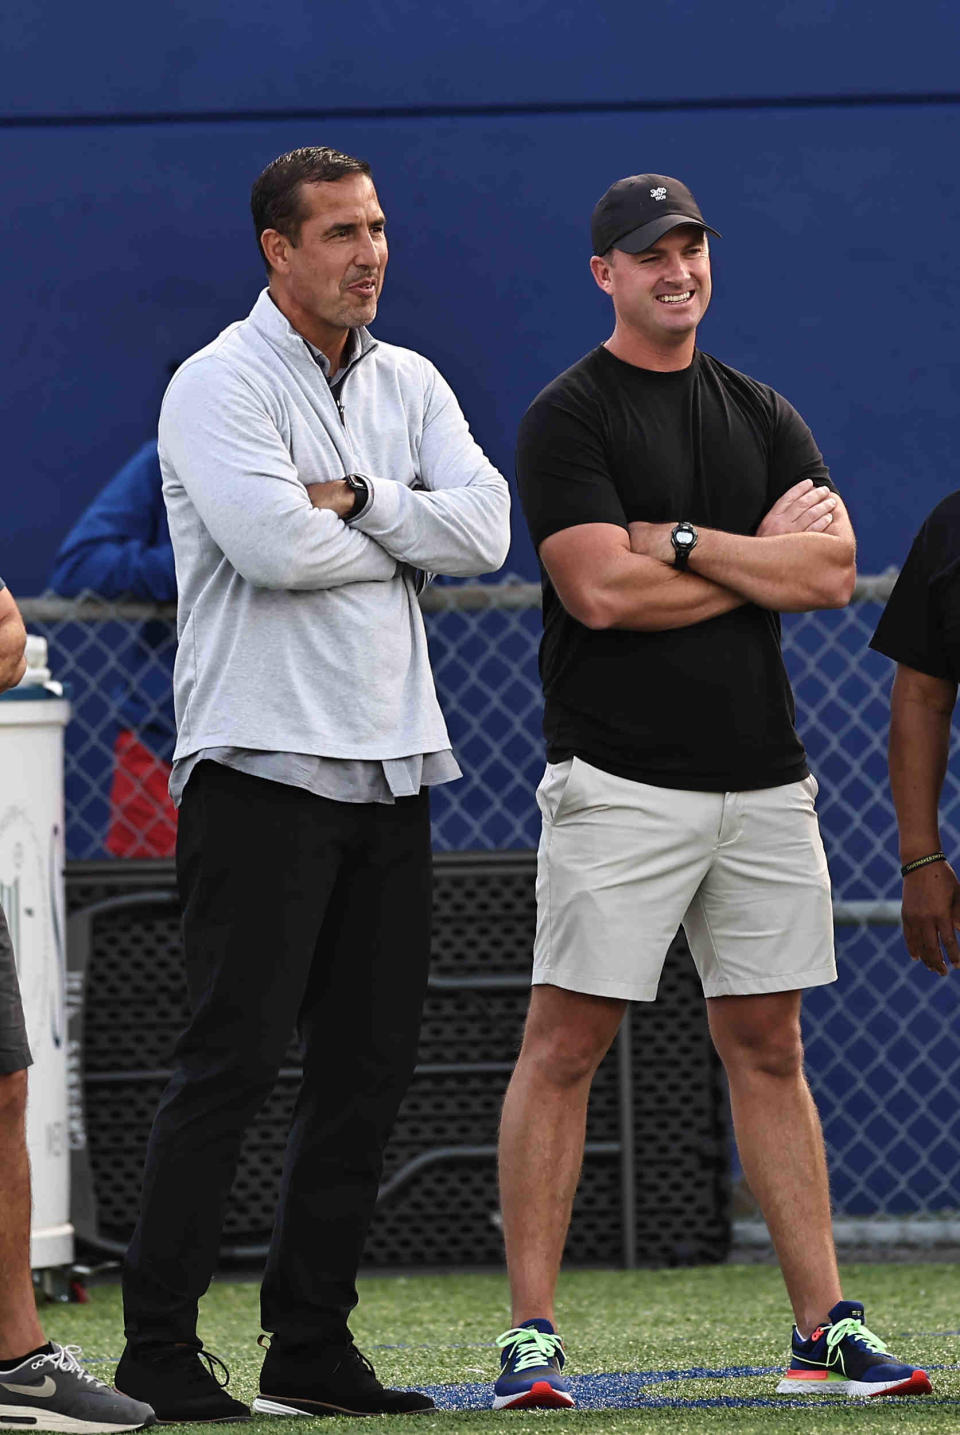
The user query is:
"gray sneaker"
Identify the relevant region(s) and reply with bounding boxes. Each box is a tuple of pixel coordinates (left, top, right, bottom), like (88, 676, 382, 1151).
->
(0, 1343, 155, 1433)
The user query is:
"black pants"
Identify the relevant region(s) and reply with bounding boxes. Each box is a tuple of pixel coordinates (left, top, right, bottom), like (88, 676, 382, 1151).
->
(122, 761, 432, 1347)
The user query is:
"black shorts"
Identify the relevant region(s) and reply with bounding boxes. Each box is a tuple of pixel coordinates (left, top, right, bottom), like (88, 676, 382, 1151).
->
(0, 904, 31, 1075)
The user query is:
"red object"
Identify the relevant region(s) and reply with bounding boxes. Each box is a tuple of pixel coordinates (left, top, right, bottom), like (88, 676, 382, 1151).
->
(875, 1371, 932, 1397)
(105, 730, 178, 859)
(502, 1382, 575, 1409)
(783, 1367, 932, 1395)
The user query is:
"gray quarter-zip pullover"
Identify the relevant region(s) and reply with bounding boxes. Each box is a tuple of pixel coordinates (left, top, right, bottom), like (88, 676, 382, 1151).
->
(159, 289, 510, 772)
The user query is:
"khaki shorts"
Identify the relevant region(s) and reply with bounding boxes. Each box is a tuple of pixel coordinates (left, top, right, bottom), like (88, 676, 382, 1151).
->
(533, 758, 836, 1002)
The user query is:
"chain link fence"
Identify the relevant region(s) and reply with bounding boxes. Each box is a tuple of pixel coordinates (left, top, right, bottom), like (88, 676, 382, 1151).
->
(18, 577, 960, 1234)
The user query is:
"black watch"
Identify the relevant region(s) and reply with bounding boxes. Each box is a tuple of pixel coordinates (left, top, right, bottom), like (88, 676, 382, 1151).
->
(343, 473, 370, 519)
(671, 521, 698, 570)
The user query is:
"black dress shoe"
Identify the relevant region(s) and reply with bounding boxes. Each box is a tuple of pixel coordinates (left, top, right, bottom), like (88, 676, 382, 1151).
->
(115, 1343, 251, 1424)
(254, 1340, 434, 1417)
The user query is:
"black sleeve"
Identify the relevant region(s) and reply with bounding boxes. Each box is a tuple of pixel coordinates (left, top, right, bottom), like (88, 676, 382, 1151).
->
(767, 392, 836, 503)
(870, 515, 956, 680)
(516, 394, 628, 551)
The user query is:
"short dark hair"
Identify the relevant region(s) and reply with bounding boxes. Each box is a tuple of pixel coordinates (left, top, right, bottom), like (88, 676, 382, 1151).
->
(251, 146, 372, 271)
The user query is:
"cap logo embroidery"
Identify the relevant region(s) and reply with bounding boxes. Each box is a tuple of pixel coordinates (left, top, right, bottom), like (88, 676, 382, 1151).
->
(650, 187, 667, 201)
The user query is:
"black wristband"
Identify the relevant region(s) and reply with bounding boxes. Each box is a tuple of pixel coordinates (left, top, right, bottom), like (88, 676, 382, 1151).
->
(343, 473, 370, 520)
(671, 521, 698, 571)
(901, 852, 947, 877)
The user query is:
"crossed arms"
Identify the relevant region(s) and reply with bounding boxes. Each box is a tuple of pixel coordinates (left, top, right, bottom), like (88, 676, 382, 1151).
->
(540, 479, 857, 631)
(160, 362, 510, 592)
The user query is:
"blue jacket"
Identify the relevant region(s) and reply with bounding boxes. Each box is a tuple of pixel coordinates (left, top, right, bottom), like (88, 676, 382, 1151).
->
(48, 440, 177, 761)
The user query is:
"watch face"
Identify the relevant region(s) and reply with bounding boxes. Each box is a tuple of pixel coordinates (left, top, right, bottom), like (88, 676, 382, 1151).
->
(675, 529, 694, 547)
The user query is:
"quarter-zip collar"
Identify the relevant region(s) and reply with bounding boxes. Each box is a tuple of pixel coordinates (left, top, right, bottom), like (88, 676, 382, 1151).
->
(304, 328, 368, 386)
(250, 288, 378, 380)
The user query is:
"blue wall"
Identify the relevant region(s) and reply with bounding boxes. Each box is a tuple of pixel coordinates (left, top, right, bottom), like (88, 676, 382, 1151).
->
(5, 1, 960, 588)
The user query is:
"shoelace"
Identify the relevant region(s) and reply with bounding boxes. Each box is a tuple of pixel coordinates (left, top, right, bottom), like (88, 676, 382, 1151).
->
(34, 1345, 106, 1390)
(329, 1347, 379, 1384)
(259, 1335, 376, 1385)
(824, 1317, 888, 1368)
(193, 1350, 231, 1389)
(150, 1346, 231, 1389)
(496, 1327, 563, 1373)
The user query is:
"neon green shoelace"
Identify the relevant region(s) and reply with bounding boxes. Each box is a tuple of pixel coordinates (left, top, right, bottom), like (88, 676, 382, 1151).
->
(496, 1327, 563, 1372)
(824, 1317, 888, 1370)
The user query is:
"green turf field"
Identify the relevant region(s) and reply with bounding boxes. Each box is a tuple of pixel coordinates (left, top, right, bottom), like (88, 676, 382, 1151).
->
(43, 1263, 960, 1433)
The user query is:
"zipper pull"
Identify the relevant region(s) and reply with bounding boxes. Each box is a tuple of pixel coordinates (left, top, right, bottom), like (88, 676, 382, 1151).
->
(335, 397, 345, 427)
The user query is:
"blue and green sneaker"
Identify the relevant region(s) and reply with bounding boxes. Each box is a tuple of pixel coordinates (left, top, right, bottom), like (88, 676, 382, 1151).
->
(776, 1300, 931, 1398)
(492, 1319, 574, 1410)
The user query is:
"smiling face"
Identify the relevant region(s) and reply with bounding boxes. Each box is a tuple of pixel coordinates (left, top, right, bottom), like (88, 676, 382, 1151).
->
(261, 172, 388, 357)
(590, 223, 711, 368)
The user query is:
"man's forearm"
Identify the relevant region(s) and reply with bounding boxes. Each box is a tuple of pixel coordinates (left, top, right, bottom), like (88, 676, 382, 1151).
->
(688, 528, 855, 611)
(350, 473, 510, 577)
(540, 524, 745, 631)
(0, 592, 27, 693)
(889, 665, 956, 861)
(604, 556, 744, 631)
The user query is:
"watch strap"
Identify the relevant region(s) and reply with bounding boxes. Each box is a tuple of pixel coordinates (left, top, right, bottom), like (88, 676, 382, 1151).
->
(671, 521, 698, 570)
(343, 473, 371, 521)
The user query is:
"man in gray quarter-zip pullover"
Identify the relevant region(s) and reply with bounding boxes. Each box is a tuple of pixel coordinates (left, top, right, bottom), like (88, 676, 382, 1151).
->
(116, 146, 510, 1424)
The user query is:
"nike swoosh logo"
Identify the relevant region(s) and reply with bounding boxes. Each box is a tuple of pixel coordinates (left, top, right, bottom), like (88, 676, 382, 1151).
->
(0, 1378, 57, 1397)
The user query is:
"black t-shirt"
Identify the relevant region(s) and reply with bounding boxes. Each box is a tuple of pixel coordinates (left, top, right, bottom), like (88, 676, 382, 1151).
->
(870, 491, 960, 682)
(516, 345, 835, 791)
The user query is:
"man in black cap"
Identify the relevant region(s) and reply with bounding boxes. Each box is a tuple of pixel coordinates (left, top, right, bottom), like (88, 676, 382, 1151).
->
(491, 175, 930, 1409)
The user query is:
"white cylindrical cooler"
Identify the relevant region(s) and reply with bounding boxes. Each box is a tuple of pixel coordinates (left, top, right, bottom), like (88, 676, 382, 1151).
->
(0, 645, 72, 1270)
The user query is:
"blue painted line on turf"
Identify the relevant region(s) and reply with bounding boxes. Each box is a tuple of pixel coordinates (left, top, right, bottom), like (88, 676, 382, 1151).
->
(374, 1329, 960, 1352)
(899, 1329, 960, 1339)
(634, 1396, 960, 1408)
(422, 1372, 642, 1411)
(424, 1364, 960, 1412)
(376, 1330, 960, 1351)
(374, 1341, 493, 1351)
(77, 1353, 960, 1410)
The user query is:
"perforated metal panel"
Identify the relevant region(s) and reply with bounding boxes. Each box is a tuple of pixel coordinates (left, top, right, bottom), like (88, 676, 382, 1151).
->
(66, 856, 729, 1267)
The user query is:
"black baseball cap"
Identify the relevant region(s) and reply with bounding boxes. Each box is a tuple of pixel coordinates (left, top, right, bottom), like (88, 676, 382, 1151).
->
(591, 174, 720, 256)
